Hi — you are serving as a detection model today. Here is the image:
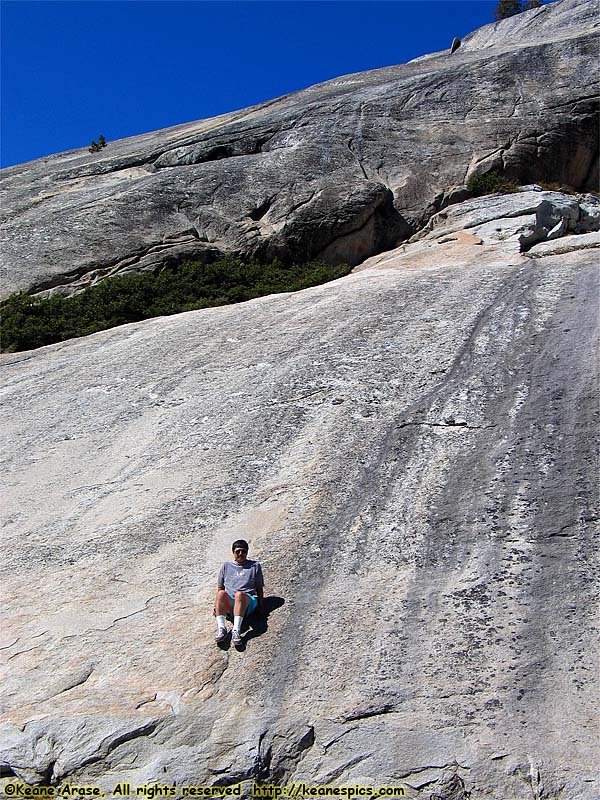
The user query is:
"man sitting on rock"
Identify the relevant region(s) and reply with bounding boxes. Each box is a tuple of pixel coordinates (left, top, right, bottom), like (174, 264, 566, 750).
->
(215, 539, 264, 645)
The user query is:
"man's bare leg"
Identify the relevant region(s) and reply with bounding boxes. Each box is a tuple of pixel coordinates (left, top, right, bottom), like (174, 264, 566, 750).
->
(215, 588, 233, 616)
(233, 590, 250, 618)
(215, 589, 233, 641)
(232, 591, 249, 644)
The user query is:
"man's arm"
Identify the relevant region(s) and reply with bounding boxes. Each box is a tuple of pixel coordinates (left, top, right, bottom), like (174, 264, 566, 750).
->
(255, 563, 265, 613)
(214, 564, 225, 615)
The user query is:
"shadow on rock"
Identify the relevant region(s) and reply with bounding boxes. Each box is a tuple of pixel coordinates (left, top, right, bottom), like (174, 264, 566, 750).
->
(215, 596, 284, 652)
(243, 595, 285, 645)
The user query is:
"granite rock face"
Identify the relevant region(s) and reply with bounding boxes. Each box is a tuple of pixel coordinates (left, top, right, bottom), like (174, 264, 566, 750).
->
(1, 192, 598, 797)
(1, 0, 599, 794)
(1, 0, 598, 299)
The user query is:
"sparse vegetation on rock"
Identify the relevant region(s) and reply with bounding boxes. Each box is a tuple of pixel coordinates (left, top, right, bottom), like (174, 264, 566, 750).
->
(495, 0, 523, 19)
(89, 134, 107, 153)
(0, 257, 351, 352)
(466, 171, 520, 197)
(495, 0, 542, 19)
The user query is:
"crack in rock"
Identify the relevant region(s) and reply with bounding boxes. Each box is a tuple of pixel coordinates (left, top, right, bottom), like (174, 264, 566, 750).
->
(317, 752, 372, 784)
(397, 420, 496, 431)
(40, 664, 95, 704)
(339, 704, 395, 723)
(322, 726, 359, 751)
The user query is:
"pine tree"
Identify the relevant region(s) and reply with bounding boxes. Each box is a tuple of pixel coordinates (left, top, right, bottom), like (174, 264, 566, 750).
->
(523, 0, 542, 9)
(494, 0, 522, 20)
(89, 135, 107, 153)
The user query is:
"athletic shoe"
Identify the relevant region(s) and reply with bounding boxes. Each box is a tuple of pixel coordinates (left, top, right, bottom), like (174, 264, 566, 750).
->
(231, 629, 243, 645)
(215, 626, 228, 643)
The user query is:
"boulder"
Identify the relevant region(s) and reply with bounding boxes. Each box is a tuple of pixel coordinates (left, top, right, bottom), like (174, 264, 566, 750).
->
(518, 195, 600, 249)
(537, 197, 581, 230)
(579, 198, 600, 232)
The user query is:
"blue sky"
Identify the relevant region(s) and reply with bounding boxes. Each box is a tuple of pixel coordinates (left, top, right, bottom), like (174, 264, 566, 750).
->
(2, 0, 530, 168)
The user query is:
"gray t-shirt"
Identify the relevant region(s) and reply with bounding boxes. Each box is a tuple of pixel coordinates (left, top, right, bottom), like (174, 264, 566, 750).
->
(218, 559, 264, 596)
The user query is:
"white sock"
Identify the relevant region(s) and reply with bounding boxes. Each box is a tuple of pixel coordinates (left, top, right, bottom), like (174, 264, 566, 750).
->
(216, 615, 227, 630)
(233, 615, 243, 633)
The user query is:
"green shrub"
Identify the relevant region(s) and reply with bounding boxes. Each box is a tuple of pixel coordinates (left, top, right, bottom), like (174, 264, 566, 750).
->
(467, 171, 520, 197)
(494, 0, 521, 19)
(89, 134, 107, 153)
(0, 257, 352, 353)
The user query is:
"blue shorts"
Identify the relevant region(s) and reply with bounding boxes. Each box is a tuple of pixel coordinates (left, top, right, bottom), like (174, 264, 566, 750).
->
(227, 592, 258, 617)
